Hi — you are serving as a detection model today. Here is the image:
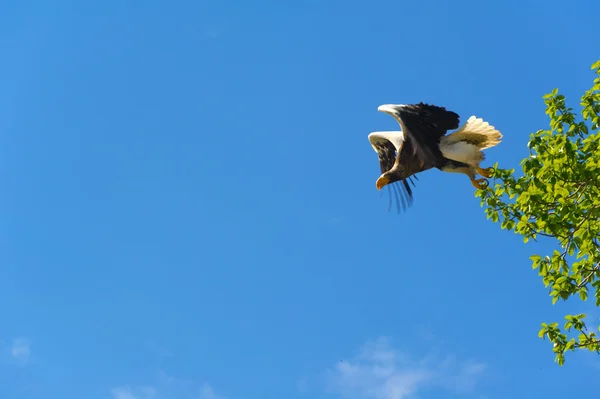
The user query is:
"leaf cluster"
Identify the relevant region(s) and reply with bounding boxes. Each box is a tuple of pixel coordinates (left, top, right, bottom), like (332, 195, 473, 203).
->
(475, 59, 600, 365)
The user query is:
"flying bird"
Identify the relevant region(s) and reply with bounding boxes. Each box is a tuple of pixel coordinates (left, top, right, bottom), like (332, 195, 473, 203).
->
(368, 102, 502, 212)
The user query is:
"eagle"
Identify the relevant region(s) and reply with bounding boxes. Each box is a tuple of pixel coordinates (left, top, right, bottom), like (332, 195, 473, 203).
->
(368, 102, 502, 212)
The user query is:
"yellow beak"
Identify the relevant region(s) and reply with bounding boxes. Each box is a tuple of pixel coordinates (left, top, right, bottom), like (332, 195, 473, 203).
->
(376, 175, 390, 190)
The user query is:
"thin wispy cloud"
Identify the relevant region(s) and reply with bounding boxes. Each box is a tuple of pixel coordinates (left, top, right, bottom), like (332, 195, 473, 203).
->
(325, 336, 486, 399)
(157, 369, 176, 383)
(296, 376, 309, 393)
(199, 383, 227, 399)
(111, 386, 137, 399)
(111, 380, 225, 399)
(11, 337, 31, 365)
(111, 386, 156, 399)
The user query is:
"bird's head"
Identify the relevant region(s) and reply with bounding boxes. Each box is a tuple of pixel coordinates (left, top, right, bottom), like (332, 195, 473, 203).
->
(376, 172, 398, 190)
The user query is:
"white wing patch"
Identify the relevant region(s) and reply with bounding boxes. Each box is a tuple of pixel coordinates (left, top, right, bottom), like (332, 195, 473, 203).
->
(367, 131, 404, 153)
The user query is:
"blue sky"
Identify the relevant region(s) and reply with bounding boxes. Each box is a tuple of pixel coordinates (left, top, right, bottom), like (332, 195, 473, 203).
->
(1, 0, 600, 398)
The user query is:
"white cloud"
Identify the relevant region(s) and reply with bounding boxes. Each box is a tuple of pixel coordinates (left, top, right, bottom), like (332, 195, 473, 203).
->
(111, 386, 156, 399)
(199, 383, 226, 399)
(296, 376, 309, 393)
(325, 336, 486, 399)
(111, 386, 138, 399)
(111, 381, 225, 399)
(157, 369, 176, 383)
(11, 337, 30, 364)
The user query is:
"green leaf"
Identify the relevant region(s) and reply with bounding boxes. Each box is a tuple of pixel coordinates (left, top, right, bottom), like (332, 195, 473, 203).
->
(480, 58, 600, 366)
(568, 241, 576, 256)
(565, 341, 575, 351)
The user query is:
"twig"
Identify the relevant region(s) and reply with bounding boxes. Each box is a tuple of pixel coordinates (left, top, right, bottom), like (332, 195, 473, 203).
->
(577, 262, 600, 288)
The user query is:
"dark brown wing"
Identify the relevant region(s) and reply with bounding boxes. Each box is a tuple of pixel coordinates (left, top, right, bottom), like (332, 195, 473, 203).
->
(370, 138, 396, 174)
(379, 102, 460, 169)
(386, 138, 421, 213)
(368, 133, 420, 213)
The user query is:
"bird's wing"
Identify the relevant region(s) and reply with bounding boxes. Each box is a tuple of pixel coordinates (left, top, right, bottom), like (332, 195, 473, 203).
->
(378, 102, 460, 169)
(368, 131, 403, 174)
(368, 131, 419, 213)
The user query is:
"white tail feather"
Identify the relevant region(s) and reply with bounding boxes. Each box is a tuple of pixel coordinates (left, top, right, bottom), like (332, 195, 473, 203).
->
(439, 116, 503, 166)
(443, 116, 503, 149)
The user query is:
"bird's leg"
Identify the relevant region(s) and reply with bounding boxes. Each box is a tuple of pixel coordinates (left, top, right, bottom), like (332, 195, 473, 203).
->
(476, 166, 493, 178)
(441, 162, 489, 189)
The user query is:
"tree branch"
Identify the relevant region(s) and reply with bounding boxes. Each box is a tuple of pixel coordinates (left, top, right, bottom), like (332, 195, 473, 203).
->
(577, 262, 600, 288)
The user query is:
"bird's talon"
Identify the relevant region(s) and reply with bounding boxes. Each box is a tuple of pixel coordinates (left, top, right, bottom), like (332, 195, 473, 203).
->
(476, 167, 493, 178)
(471, 178, 488, 189)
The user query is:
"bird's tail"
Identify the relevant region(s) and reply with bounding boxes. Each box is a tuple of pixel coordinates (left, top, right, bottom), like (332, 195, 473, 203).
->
(443, 116, 502, 150)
